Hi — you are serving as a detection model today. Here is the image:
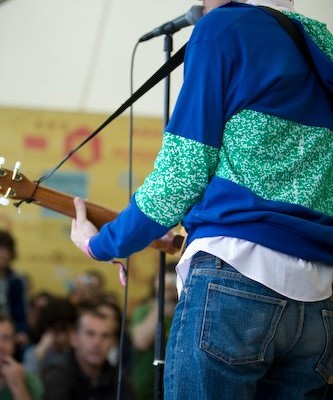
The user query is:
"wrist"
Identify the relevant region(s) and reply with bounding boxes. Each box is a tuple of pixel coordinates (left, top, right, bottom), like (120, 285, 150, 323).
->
(83, 238, 96, 259)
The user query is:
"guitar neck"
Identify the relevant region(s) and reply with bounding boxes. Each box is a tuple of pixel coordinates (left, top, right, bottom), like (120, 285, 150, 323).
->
(32, 185, 118, 229)
(30, 184, 184, 255)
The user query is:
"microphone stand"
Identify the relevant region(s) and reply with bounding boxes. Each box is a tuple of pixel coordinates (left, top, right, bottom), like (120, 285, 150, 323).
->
(153, 33, 173, 400)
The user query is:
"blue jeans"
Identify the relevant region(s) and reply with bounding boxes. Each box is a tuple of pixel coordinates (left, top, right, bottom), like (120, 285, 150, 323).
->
(164, 252, 333, 400)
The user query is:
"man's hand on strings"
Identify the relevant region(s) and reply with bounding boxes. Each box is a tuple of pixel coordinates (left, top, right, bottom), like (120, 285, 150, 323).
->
(71, 197, 98, 252)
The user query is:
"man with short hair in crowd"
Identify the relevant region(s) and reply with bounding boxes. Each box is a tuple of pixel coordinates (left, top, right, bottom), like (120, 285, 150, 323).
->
(0, 314, 43, 400)
(43, 309, 135, 400)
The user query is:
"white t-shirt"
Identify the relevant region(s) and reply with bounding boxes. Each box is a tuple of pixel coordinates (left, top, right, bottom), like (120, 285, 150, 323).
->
(176, 237, 333, 302)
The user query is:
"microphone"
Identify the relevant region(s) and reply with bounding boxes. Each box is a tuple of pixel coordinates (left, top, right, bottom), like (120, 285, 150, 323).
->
(139, 5, 203, 43)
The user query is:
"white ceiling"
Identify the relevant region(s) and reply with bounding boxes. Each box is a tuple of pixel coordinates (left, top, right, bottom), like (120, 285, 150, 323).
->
(0, 0, 331, 116)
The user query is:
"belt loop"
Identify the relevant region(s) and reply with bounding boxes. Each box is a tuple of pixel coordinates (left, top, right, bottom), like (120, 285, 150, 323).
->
(215, 256, 222, 269)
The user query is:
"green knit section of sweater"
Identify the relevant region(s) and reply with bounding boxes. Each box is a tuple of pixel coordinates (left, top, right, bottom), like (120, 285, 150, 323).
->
(216, 110, 333, 216)
(135, 132, 218, 226)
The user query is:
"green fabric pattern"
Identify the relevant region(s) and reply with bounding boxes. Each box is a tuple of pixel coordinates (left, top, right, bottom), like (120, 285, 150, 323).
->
(135, 132, 218, 226)
(216, 110, 333, 216)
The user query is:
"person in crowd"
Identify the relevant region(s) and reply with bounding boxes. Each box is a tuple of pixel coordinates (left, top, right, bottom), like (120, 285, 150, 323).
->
(96, 298, 133, 377)
(42, 308, 136, 400)
(130, 263, 177, 400)
(0, 314, 43, 400)
(26, 292, 54, 345)
(70, 0, 333, 398)
(96, 301, 122, 366)
(101, 291, 119, 307)
(23, 297, 77, 376)
(68, 270, 105, 310)
(0, 231, 29, 356)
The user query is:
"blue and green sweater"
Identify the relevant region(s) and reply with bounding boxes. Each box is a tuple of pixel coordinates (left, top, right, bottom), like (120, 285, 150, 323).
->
(90, 3, 333, 264)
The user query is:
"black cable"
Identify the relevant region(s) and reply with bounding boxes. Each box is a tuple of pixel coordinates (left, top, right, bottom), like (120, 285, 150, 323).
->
(115, 39, 140, 400)
(116, 260, 130, 400)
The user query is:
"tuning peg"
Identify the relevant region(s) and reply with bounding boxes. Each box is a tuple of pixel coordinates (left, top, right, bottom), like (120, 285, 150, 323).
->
(12, 161, 22, 181)
(0, 157, 5, 177)
(0, 197, 10, 206)
(0, 187, 12, 207)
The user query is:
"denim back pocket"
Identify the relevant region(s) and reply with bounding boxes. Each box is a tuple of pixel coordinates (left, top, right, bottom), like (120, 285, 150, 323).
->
(317, 309, 333, 381)
(200, 282, 287, 365)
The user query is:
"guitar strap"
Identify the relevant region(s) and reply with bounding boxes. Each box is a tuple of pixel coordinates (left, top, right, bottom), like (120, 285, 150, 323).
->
(259, 6, 333, 107)
(260, 6, 315, 65)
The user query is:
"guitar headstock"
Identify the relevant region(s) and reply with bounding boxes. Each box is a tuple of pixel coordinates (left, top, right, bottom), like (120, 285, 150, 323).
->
(0, 158, 36, 206)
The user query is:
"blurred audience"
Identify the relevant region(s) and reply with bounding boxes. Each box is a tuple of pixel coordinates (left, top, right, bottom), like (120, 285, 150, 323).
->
(0, 231, 29, 356)
(96, 300, 132, 375)
(102, 291, 119, 307)
(0, 238, 181, 400)
(23, 297, 76, 376)
(68, 270, 105, 310)
(130, 263, 177, 400)
(96, 301, 122, 366)
(0, 314, 43, 400)
(26, 292, 54, 345)
(42, 308, 135, 400)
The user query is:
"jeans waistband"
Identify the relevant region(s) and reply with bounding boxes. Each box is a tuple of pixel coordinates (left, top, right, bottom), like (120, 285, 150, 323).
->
(191, 251, 225, 269)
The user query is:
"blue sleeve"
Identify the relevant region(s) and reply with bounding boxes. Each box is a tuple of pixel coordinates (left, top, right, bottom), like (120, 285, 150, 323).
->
(166, 15, 236, 147)
(89, 196, 171, 261)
